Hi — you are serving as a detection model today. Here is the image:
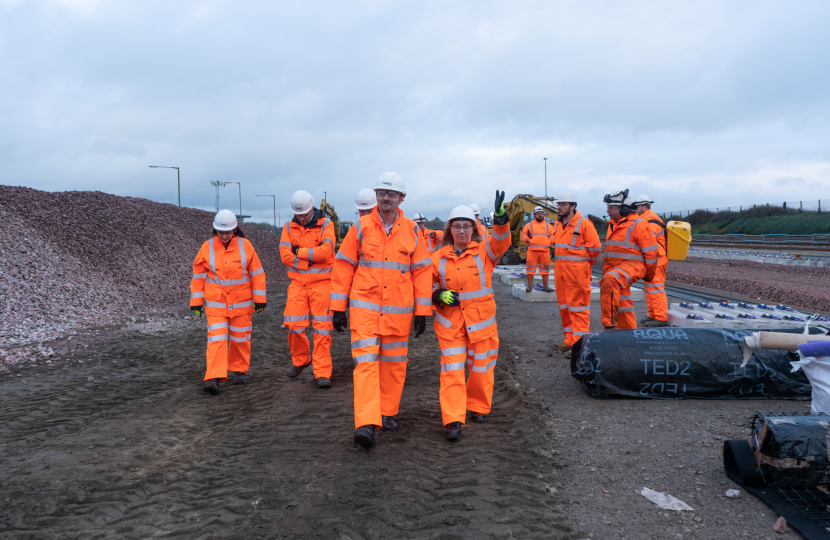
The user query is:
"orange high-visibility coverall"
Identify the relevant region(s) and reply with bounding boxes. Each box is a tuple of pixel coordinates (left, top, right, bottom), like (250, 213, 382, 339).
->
(640, 209, 668, 322)
(600, 214, 659, 329)
(521, 220, 554, 276)
(476, 220, 488, 241)
(279, 210, 336, 378)
(191, 235, 266, 381)
(551, 212, 602, 345)
(432, 222, 511, 425)
(331, 207, 433, 429)
(423, 228, 445, 255)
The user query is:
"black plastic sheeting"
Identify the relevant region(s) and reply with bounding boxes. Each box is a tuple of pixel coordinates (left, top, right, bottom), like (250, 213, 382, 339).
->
(570, 327, 819, 399)
(723, 415, 830, 540)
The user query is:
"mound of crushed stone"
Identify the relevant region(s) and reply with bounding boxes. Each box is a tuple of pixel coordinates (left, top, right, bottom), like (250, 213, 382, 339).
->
(1, 185, 288, 355)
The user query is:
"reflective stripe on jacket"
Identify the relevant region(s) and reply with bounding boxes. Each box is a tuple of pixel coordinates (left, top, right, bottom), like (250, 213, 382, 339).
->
(476, 221, 488, 241)
(551, 212, 602, 266)
(602, 214, 659, 275)
(431, 222, 511, 342)
(279, 209, 336, 285)
(640, 209, 668, 265)
(422, 228, 445, 254)
(521, 220, 553, 251)
(330, 207, 433, 335)
(191, 236, 266, 316)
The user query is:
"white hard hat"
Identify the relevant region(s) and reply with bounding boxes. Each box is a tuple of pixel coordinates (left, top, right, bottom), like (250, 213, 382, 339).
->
(374, 171, 406, 195)
(290, 190, 315, 215)
(469, 203, 480, 214)
(213, 209, 238, 231)
(448, 205, 476, 222)
(532, 206, 546, 214)
(355, 188, 377, 210)
(623, 196, 634, 207)
(603, 189, 628, 206)
(558, 191, 577, 203)
(632, 194, 654, 205)
(412, 212, 426, 222)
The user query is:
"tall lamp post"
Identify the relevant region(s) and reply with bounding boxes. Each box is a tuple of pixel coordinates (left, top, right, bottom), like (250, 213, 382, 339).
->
(223, 181, 242, 217)
(256, 195, 278, 233)
(543, 157, 550, 198)
(149, 165, 180, 206)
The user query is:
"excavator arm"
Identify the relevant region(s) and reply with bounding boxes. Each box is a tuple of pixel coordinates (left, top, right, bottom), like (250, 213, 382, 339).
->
(320, 199, 352, 248)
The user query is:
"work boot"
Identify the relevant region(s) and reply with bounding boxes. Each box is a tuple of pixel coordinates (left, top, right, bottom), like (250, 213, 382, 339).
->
(381, 415, 399, 432)
(642, 318, 668, 328)
(233, 371, 247, 385)
(556, 342, 571, 351)
(354, 425, 376, 448)
(203, 378, 221, 395)
(286, 362, 310, 378)
(525, 286, 532, 293)
(542, 287, 554, 292)
(444, 422, 462, 441)
(469, 411, 488, 423)
(316, 377, 331, 389)
(603, 326, 616, 330)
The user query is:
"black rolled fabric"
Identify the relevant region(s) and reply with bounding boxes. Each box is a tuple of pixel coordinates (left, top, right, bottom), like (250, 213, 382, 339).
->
(750, 415, 830, 488)
(570, 328, 813, 400)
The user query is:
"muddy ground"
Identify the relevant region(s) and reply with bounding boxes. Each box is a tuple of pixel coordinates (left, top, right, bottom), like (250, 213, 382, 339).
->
(0, 282, 808, 539)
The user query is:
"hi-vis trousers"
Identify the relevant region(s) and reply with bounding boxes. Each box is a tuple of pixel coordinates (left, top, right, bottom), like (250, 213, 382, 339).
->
(438, 329, 499, 425)
(554, 262, 592, 346)
(351, 330, 409, 429)
(205, 313, 252, 381)
(284, 281, 333, 379)
(600, 262, 645, 329)
(644, 263, 668, 322)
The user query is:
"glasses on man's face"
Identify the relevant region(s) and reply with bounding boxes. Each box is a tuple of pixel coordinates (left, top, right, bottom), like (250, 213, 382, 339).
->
(376, 190, 400, 199)
(451, 225, 473, 232)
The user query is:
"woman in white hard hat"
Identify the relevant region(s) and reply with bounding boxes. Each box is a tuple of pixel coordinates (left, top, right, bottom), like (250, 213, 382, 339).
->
(431, 191, 511, 441)
(355, 188, 376, 217)
(190, 210, 267, 395)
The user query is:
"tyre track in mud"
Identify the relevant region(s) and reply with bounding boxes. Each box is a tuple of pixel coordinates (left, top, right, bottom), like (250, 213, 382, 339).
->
(0, 290, 582, 540)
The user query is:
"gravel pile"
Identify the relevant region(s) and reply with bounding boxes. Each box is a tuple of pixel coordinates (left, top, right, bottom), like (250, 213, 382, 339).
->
(667, 258, 830, 312)
(1, 185, 288, 359)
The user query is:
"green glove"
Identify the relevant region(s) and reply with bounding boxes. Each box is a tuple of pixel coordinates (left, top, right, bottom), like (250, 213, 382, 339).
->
(440, 290, 461, 306)
(494, 190, 506, 216)
(191, 305, 203, 317)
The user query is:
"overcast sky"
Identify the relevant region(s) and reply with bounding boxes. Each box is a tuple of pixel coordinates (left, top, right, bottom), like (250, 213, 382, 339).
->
(2, 0, 830, 223)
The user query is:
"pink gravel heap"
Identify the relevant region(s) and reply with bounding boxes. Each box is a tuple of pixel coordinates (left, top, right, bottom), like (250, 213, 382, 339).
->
(0, 185, 288, 356)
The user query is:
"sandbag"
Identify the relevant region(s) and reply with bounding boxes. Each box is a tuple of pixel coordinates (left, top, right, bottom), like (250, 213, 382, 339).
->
(571, 327, 814, 399)
(724, 415, 830, 489)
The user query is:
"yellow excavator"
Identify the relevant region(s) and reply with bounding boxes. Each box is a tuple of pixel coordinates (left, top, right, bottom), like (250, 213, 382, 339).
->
(492, 194, 559, 264)
(319, 199, 353, 249)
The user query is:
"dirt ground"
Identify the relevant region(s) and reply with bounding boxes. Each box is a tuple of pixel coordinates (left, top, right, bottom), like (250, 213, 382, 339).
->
(0, 281, 809, 540)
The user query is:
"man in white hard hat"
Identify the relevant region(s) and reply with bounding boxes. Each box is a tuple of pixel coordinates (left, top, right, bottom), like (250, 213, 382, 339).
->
(331, 172, 433, 449)
(600, 190, 659, 329)
(632, 195, 668, 327)
(469, 203, 488, 239)
(280, 190, 337, 388)
(413, 212, 444, 255)
(521, 206, 554, 292)
(551, 192, 601, 351)
(355, 188, 376, 217)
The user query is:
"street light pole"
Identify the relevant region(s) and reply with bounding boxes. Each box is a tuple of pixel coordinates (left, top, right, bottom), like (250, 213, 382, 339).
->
(256, 195, 277, 233)
(543, 157, 550, 199)
(149, 165, 181, 206)
(222, 181, 242, 217)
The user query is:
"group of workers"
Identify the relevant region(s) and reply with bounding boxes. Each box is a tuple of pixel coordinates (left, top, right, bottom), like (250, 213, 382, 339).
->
(189, 174, 669, 448)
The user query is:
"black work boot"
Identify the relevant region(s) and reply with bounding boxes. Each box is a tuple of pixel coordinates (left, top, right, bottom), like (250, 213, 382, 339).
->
(316, 377, 331, 389)
(203, 378, 221, 395)
(286, 363, 310, 378)
(381, 415, 399, 432)
(642, 318, 668, 328)
(233, 371, 247, 385)
(354, 425, 376, 448)
(444, 422, 462, 441)
(469, 411, 488, 423)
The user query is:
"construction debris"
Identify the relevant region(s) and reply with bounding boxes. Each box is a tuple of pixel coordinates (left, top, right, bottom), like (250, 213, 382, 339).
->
(639, 487, 694, 511)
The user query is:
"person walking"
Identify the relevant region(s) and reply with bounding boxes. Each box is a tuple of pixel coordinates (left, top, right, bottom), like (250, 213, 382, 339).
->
(279, 190, 337, 388)
(600, 190, 659, 329)
(330, 172, 433, 448)
(521, 207, 554, 293)
(191, 210, 267, 395)
(431, 192, 511, 441)
(633, 195, 668, 327)
(413, 212, 444, 255)
(551, 192, 601, 350)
